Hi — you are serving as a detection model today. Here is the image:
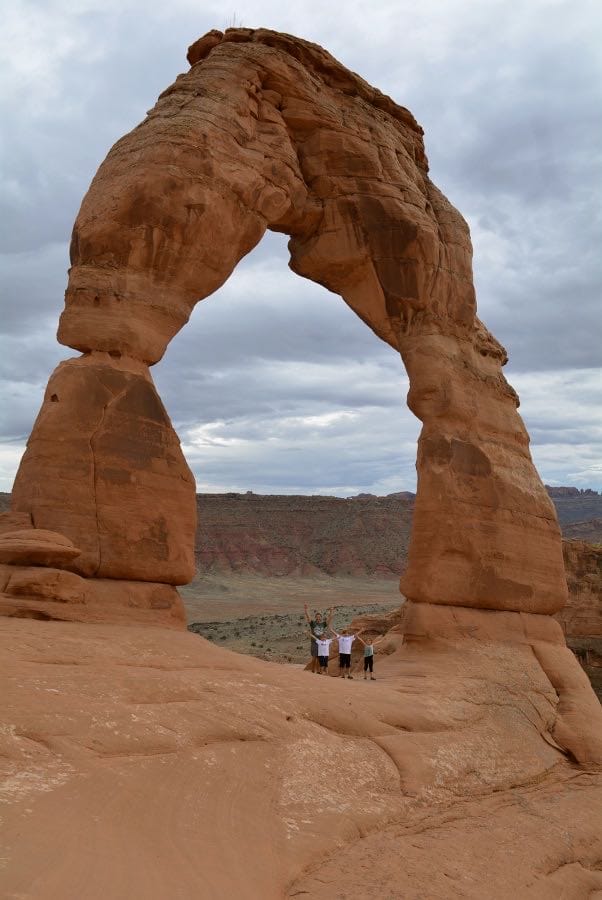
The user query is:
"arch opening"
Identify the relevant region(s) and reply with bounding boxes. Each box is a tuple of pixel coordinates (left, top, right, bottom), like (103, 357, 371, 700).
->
(152, 229, 419, 498)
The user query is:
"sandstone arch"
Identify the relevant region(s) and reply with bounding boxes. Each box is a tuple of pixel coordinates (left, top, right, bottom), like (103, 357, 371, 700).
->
(9, 27, 567, 615)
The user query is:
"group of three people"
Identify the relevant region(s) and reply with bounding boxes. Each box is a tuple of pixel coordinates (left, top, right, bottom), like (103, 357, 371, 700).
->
(303, 604, 384, 680)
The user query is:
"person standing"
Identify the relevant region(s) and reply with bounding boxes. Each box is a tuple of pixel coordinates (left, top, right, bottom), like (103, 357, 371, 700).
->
(356, 631, 385, 680)
(330, 628, 357, 679)
(310, 633, 334, 675)
(303, 604, 333, 674)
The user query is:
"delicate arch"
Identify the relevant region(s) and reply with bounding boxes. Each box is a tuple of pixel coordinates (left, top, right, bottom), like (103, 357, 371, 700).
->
(11, 28, 567, 613)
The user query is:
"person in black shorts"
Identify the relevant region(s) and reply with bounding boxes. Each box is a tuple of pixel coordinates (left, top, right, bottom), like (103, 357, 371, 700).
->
(303, 604, 333, 674)
(330, 628, 357, 679)
(310, 634, 334, 674)
(356, 631, 385, 680)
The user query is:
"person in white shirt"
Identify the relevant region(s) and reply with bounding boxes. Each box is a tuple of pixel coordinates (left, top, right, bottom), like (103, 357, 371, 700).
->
(309, 633, 334, 674)
(330, 628, 357, 679)
(303, 604, 333, 674)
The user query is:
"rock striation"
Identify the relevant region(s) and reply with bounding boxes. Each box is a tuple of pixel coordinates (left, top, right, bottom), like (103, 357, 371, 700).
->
(558, 540, 602, 639)
(558, 540, 602, 700)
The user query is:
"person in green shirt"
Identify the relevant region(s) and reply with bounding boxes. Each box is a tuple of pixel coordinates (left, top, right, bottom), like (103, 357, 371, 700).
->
(304, 604, 333, 673)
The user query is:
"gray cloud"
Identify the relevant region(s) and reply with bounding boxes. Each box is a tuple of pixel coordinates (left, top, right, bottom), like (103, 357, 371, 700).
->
(1, 0, 600, 493)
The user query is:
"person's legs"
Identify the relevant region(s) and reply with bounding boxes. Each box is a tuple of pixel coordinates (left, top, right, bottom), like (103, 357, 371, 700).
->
(310, 641, 318, 673)
(364, 658, 369, 679)
(344, 654, 353, 678)
(369, 656, 375, 679)
(339, 653, 345, 677)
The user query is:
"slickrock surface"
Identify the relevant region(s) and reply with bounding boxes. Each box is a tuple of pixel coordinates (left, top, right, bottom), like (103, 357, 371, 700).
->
(10, 26, 567, 615)
(1, 615, 601, 899)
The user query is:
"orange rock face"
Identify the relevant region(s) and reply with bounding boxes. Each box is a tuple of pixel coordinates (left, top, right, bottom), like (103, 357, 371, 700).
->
(0, 529, 81, 567)
(10, 27, 565, 615)
(558, 540, 602, 638)
(12, 354, 195, 584)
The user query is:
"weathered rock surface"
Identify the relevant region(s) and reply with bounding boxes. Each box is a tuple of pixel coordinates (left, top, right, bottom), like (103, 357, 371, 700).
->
(1, 489, 599, 580)
(558, 540, 602, 638)
(557, 540, 602, 701)
(0, 565, 185, 627)
(11, 26, 566, 614)
(0, 529, 81, 567)
(12, 354, 196, 584)
(0, 510, 33, 534)
(1, 616, 601, 898)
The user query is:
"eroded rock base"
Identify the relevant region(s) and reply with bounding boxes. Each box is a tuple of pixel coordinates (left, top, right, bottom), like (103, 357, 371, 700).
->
(0, 564, 185, 628)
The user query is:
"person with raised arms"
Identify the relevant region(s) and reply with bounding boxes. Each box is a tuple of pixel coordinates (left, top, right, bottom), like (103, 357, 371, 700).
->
(309, 632, 335, 675)
(330, 627, 358, 679)
(303, 603, 333, 674)
(356, 631, 386, 680)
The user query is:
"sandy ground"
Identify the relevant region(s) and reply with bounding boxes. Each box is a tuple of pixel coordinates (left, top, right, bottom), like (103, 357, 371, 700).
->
(180, 574, 401, 663)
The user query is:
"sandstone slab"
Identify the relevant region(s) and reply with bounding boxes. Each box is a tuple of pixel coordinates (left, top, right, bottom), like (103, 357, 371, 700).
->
(0, 565, 185, 628)
(1, 615, 600, 898)
(0, 529, 81, 567)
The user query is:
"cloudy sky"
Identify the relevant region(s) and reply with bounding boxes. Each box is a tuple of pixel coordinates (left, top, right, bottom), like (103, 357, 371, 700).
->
(2, 0, 601, 495)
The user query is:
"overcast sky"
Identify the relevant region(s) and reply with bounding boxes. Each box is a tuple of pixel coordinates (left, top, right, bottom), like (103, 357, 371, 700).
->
(1, 0, 601, 495)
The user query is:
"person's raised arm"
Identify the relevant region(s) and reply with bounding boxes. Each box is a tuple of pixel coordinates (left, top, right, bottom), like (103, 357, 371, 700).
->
(356, 633, 367, 646)
(303, 603, 312, 626)
(373, 635, 386, 645)
(327, 607, 334, 627)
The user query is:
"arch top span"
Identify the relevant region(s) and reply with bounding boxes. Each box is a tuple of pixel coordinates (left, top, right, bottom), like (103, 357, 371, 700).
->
(10, 28, 568, 616)
(60, 26, 491, 367)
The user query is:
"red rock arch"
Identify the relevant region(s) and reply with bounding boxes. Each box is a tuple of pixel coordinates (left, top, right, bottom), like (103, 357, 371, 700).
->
(10, 29, 567, 614)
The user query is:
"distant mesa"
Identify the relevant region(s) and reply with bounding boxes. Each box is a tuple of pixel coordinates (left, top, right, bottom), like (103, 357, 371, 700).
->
(546, 485, 601, 498)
